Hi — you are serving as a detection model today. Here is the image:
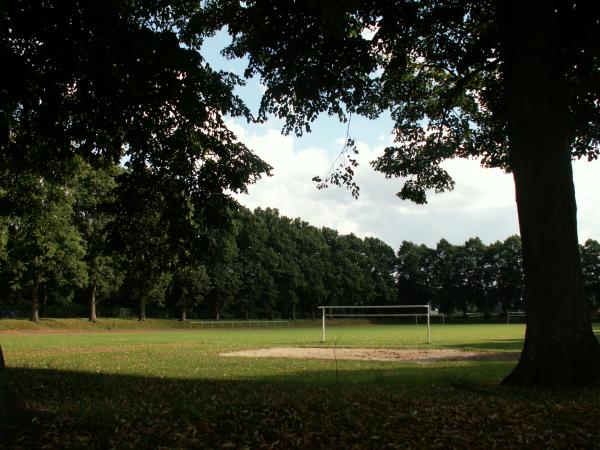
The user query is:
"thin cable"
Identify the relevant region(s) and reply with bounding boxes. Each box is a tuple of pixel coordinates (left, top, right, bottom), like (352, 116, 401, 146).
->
(325, 112, 353, 176)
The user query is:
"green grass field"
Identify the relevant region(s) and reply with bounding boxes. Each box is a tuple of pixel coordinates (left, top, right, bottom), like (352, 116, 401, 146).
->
(2, 321, 600, 448)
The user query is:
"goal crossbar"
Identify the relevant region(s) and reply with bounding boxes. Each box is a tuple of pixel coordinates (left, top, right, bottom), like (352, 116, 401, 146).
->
(318, 305, 432, 344)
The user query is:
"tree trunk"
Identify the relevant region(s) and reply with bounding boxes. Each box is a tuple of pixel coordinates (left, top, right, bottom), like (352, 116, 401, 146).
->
(138, 301, 146, 322)
(30, 281, 39, 323)
(0, 345, 10, 420)
(500, 0, 600, 386)
(0, 344, 21, 426)
(483, 302, 490, 320)
(88, 283, 97, 322)
(292, 303, 296, 320)
(0, 345, 10, 419)
(180, 309, 187, 322)
(40, 282, 48, 318)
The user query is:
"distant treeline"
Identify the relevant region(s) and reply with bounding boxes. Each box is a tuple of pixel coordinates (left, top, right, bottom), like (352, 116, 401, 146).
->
(1, 162, 599, 321)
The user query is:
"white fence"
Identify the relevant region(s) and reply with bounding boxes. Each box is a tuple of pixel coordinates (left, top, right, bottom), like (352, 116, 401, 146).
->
(507, 312, 526, 324)
(189, 320, 290, 329)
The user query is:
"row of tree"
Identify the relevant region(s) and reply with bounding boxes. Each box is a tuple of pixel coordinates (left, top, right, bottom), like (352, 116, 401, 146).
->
(209, 0, 600, 386)
(400, 237, 600, 317)
(4, 0, 599, 385)
(2, 163, 599, 322)
(0, 160, 395, 321)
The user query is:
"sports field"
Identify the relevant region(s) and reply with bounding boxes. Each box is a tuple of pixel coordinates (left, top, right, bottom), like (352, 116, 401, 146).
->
(2, 322, 600, 448)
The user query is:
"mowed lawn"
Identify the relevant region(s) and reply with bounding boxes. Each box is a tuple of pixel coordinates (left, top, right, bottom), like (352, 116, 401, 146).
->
(2, 322, 600, 448)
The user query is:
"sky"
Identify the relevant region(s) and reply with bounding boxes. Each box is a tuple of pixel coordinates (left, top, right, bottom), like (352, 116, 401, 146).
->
(203, 32, 600, 250)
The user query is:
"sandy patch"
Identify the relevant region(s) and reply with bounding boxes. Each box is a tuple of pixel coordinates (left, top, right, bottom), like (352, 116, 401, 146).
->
(220, 347, 518, 362)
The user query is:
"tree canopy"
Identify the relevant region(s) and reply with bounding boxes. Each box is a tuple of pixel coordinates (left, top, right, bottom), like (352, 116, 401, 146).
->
(3, 177, 555, 323)
(216, 0, 600, 198)
(3, 0, 600, 387)
(210, 0, 600, 386)
(1, 0, 270, 224)
(0, 0, 271, 321)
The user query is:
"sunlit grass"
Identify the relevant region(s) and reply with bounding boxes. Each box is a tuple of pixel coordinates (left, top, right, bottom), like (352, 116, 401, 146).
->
(0, 317, 192, 331)
(2, 322, 600, 448)
(1, 322, 524, 389)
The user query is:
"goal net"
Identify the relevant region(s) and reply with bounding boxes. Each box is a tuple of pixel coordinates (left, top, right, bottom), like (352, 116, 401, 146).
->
(318, 305, 432, 343)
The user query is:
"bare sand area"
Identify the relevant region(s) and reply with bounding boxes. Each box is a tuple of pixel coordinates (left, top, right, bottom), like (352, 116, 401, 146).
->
(220, 347, 518, 362)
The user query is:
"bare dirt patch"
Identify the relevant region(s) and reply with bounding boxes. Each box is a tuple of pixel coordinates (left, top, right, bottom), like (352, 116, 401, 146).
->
(220, 347, 518, 362)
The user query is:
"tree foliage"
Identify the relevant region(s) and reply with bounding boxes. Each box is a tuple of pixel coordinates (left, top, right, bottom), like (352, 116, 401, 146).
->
(1, 166, 597, 326)
(216, 0, 600, 199)
(4, 171, 87, 322)
(581, 239, 600, 310)
(3, 0, 600, 386)
(0, 0, 271, 321)
(1, 0, 270, 196)
(208, 0, 600, 386)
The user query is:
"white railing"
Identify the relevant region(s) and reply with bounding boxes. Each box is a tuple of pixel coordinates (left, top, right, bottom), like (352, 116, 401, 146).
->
(189, 320, 290, 329)
(507, 311, 526, 324)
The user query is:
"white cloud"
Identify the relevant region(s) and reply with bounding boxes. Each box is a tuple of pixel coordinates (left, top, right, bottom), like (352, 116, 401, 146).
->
(231, 119, 600, 249)
(573, 159, 600, 243)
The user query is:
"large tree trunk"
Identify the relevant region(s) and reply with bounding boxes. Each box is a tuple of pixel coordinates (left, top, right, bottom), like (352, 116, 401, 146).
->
(88, 283, 97, 322)
(180, 309, 187, 322)
(30, 281, 39, 323)
(0, 345, 20, 426)
(0, 346, 6, 412)
(0, 345, 11, 420)
(501, 0, 600, 386)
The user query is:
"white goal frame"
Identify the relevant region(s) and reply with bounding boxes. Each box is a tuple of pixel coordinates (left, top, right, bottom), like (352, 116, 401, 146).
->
(318, 305, 432, 344)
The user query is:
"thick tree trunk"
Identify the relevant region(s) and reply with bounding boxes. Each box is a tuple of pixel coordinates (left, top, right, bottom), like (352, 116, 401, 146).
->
(30, 282, 39, 323)
(180, 309, 186, 322)
(0, 345, 9, 418)
(501, 0, 600, 386)
(88, 283, 97, 322)
(0, 345, 20, 425)
(0, 345, 10, 419)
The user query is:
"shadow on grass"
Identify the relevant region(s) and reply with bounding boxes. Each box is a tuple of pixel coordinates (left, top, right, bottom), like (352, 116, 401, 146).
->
(447, 331, 600, 352)
(443, 339, 525, 352)
(6, 361, 600, 449)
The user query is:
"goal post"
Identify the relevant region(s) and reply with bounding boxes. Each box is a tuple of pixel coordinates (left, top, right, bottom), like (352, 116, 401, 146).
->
(318, 304, 432, 344)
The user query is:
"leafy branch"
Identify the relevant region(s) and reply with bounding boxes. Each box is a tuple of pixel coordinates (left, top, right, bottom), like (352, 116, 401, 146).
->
(312, 113, 361, 198)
